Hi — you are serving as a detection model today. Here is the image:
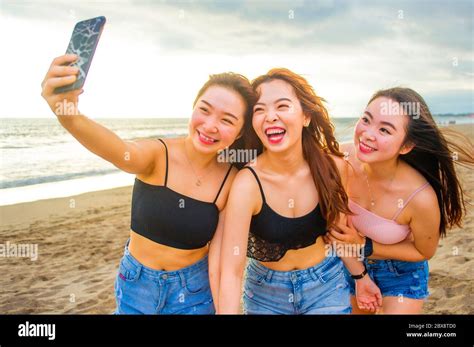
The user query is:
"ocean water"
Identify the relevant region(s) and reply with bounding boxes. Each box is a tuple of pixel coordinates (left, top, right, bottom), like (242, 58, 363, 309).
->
(0, 115, 471, 205)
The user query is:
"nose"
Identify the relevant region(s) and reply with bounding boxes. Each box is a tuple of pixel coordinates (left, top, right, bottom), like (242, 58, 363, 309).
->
(202, 117, 218, 133)
(362, 128, 376, 142)
(264, 108, 279, 123)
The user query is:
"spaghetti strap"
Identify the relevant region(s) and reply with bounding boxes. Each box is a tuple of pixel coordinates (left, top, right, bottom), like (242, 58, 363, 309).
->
(157, 139, 168, 186)
(213, 164, 233, 204)
(391, 182, 430, 221)
(244, 166, 266, 203)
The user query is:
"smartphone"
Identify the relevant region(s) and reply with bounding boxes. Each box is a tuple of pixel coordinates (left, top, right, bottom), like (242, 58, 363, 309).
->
(54, 16, 106, 94)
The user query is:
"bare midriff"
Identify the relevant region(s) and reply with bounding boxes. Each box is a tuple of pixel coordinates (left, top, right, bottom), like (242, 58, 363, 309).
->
(259, 236, 328, 271)
(128, 230, 208, 271)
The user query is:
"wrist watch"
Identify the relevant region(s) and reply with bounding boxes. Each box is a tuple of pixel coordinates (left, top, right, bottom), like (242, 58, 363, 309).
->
(351, 263, 368, 280)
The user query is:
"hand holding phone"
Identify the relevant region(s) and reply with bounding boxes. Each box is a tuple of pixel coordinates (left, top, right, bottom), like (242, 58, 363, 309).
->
(54, 16, 106, 94)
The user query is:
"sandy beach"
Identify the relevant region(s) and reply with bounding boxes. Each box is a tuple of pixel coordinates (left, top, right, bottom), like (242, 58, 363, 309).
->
(0, 125, 472, 314)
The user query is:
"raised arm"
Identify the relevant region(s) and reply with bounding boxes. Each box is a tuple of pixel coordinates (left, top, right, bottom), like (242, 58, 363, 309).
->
(41, 54, 160, 175)
(218, 169, 257, 314)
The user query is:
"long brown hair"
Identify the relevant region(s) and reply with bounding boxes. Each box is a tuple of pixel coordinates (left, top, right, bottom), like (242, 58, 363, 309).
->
(368, 87, 474, 237)
(251, 68, 351, 228)
(194, 72, 257, 169)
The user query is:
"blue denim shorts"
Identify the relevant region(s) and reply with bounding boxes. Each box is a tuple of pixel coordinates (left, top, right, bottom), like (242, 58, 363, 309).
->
(344, 258, 430, 300)
(114, 240, 215, 314)
(243, 255, 351, 315)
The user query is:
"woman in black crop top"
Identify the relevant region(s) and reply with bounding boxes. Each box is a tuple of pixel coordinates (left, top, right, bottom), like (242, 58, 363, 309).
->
(218, 68, 383, 314)
(42, 57, 257, 314)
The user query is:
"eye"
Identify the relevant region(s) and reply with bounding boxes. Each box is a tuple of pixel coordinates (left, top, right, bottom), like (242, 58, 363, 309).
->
(200, 107, 209, 114)
(222, 118, 234, 125)
(361, 116, 369, 124)
(278, 104, 290, 110)
(380, 127, 391, 135)
(253, 107, 264, 113)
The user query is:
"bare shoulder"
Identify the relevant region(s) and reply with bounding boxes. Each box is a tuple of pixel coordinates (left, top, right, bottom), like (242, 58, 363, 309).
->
(216, 164, 238, 191)
(401, 162, 439, 212)
(407, 180, 438, 210)
(158, 137, 182, 152)
(231, 166, 260, 195)
(214, 164, 240, 210)
(133, 138, 169, 179)
(329, 153, 353, 182)
(215, 165, 260, 215)
(406, 183, 439, 231)
(134, 137, 166, 151)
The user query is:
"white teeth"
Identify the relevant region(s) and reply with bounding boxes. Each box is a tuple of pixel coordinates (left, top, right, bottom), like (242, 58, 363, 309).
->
(360, 141, 376, 151)
(199, 131, 216, 142)
(266, 128, 285, 135)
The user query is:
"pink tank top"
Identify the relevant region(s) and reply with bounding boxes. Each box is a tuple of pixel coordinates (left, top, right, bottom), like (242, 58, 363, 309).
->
(348, 182, 430, 244)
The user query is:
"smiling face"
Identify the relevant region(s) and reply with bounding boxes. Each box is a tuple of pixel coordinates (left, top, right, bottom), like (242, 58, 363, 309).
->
(354, 96, 413, 163)
(189, 85, 246, 154)
(252, 79, 309, 152)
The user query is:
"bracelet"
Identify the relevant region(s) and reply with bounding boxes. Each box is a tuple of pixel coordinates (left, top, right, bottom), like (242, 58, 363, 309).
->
(363, 237, 373, 258)
(350, 263, 367, 280)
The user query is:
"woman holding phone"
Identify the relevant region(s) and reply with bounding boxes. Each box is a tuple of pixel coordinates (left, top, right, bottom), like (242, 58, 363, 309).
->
(41, 54, 256, 314)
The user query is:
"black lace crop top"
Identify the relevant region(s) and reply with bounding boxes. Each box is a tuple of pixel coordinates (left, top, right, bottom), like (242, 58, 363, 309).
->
(244, 167, 328, 262)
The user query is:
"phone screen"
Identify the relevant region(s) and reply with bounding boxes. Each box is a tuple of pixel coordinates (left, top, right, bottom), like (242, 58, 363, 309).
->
(54, 16, 106, 94)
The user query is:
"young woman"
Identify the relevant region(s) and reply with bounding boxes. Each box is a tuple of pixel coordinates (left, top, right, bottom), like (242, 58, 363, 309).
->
(218, 68, 382, 314)
(41, 54, 256, 314)
(325, 87, 473, 314)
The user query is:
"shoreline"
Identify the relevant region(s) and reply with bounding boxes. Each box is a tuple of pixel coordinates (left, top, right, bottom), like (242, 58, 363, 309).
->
(1, 122, 471, 207)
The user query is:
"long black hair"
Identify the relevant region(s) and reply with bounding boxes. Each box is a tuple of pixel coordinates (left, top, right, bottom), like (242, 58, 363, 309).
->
(368, 87, 473, 237)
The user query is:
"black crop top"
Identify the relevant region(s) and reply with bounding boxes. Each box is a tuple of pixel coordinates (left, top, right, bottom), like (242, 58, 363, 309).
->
(245, 166, 327, 262)
(131, 139, 232, 250)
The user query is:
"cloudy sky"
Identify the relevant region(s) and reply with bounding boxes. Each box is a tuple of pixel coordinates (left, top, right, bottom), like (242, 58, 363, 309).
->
(1, 0, 472, 118)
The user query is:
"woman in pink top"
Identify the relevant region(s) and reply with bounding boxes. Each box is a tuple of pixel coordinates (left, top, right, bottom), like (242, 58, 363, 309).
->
(325, 87, 473, 314)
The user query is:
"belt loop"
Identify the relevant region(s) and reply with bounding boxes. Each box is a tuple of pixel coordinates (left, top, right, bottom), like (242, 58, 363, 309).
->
(124, 238, 131, 254)
(265, 269, 273, 282)
(386, 260, 396, 273)
(309, 268, 318, 282)
(178, 271, 186, 288)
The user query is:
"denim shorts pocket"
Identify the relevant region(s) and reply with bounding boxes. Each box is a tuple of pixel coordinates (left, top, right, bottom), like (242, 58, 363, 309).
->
(118, 256, 141, 282)
(184, 269, 210, 295)
(318, 260, 344, 284)
(391, 260, 426, 276)
(245, 267, 266, 286)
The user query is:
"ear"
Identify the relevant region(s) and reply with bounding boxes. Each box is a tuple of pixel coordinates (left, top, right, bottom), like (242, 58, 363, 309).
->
(303, 114, 311, 127)
(399, 141, 415, 155)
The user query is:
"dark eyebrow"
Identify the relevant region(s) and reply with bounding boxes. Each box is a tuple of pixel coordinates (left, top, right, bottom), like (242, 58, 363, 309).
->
(254, 97, 293, 107)
(364, 111, 397, 131)
(200, 100, 213, 108)
(275, 98, 292, 104)
(381, 121, 397, 131)
(200, 99, 238, 121)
